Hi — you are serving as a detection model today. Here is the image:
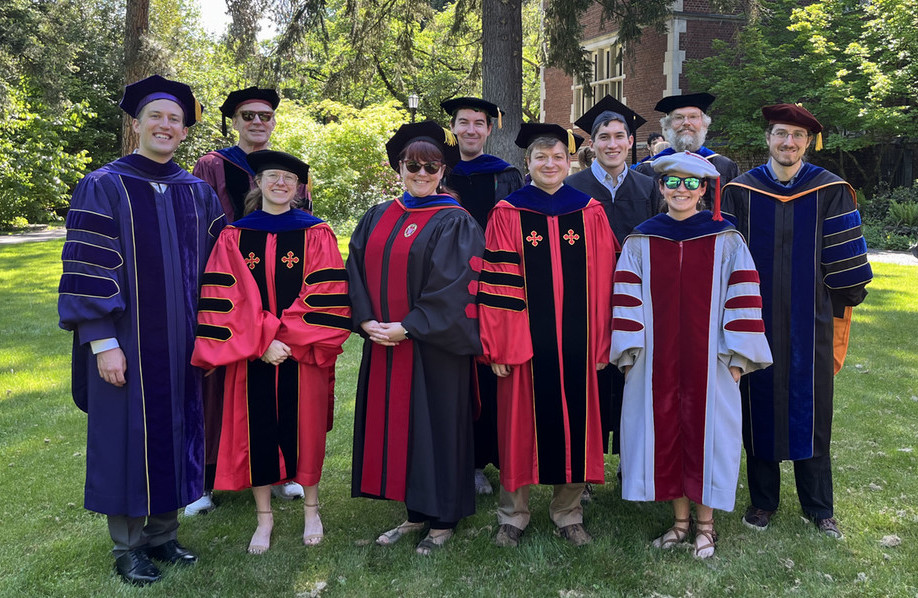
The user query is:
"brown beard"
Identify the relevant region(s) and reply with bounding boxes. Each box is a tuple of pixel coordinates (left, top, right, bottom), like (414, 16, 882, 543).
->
(773, 154, 802, 167)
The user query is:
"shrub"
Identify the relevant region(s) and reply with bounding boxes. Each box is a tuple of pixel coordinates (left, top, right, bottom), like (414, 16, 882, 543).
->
(860, 183, 918, 250)
(270, 100, 408, 230)
(862, 223, 883, 249)
(888, 201, 918, 227)
(863, 183, 918, 221)
(882, 232, 915, 252)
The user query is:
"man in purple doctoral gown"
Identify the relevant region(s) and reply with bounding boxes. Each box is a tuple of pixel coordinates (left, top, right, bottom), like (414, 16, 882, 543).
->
(57, 75, 225, 585)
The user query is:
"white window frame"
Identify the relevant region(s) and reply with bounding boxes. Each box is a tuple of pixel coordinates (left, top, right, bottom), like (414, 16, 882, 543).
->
(570, 34, 625, 123)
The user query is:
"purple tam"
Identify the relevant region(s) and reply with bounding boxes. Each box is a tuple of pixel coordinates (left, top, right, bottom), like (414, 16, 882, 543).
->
(119, 75, 202, 127)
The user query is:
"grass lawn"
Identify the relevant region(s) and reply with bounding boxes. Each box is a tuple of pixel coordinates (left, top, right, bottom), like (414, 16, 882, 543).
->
(0, 239, 916, 597)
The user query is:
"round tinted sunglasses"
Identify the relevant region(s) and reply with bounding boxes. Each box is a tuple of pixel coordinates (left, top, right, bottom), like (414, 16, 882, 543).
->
(401, 160, 443, 174)
(661, 175, 702, 191)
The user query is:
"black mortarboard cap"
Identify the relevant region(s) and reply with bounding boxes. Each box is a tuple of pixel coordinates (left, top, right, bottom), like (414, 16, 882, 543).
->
(219, 87, 280, 136)
(574, 95, 646, 138)
(514, 123, 584, 154)
(654, 92, 716, 114)
(119, 74, 202, 127)
(385, 121, 460, 171)
(440, 97, 504, 128)
(246, 150, 309, 183)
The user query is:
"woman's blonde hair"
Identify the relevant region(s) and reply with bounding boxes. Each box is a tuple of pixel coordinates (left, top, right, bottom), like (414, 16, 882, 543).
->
(242, 176, 264, 216)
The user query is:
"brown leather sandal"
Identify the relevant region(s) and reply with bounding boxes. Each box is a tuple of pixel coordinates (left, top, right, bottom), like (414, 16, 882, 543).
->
(693, 518, 717, 559)
(416, 529, 453, 555)
(652, 516, 691, 549)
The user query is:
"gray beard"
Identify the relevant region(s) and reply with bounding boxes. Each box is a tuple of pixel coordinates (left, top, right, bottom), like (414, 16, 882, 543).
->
(665, 128, 707, 153)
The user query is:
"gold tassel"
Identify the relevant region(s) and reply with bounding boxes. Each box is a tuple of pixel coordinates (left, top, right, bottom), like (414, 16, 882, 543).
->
(443, 127, 457, 146)
(567, 129, 576, 155)
(194, 99, 203, 124)
(795, 103, 822, 151)
(307, 171, 313, 193)
(497, 109, 503, 129)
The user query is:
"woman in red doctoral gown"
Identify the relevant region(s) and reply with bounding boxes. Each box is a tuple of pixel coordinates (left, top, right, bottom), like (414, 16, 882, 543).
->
(191, 151, 351, 553)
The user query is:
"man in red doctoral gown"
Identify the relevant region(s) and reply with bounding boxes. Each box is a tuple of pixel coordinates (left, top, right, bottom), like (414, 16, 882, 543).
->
(479, 123, 615, 547)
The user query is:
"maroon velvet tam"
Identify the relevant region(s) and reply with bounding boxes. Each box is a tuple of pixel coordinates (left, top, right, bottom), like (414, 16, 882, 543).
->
(761, 103, 823, 133)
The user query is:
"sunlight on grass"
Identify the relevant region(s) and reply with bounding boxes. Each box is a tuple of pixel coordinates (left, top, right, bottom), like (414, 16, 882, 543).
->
(1, 239, 917, 597)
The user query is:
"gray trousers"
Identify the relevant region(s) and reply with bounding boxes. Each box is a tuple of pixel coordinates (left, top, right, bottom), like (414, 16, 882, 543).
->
(107, 510, 179, 558)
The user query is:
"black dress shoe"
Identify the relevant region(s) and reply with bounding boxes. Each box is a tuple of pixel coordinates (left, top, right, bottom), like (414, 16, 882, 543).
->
(115, 549, 162, 585)
(147, 539, 198, 565)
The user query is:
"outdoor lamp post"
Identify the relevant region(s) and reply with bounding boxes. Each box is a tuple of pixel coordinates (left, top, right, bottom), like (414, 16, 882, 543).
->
(408, 93, 419, 123)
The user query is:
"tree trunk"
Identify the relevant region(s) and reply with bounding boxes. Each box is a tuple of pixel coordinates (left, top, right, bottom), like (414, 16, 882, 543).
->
(122, 0, 150, 156)
(482, 0, 524, 169)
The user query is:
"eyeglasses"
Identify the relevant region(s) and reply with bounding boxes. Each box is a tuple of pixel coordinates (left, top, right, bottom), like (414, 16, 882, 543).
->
(238, 110, 274, 122)
(768, 129, 809, 141)
(661, 175, 703, 190)
(401, 160, 443, 174)
(670, 113, 703, 125)
(263, 172, 297, 185)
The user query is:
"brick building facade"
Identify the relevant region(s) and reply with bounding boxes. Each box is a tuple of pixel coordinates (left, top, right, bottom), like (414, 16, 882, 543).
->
(541, 1, 743, 162)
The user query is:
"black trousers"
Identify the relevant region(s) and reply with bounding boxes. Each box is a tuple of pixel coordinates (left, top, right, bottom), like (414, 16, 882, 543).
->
(204, 464, 217, 492)
(407, 509, 457, 531)
(746, 453, 834, 519)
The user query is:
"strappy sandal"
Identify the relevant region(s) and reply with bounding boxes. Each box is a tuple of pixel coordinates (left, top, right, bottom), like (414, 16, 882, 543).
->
(693, 518, 718, 559)
(375, 520, 426, 546)
(248, 509, 273, 554)
(416, 529, 453, 555)
(303, 502, 324, 546)
(651, 516, 691, 549)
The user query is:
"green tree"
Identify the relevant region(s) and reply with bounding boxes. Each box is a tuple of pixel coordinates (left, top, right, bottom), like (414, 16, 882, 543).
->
(685, 0, 802, 152)
(0, 83, 93, 227)
(269, 0, 488, 116)
(145, 0, 251, 169)
(270, 100, 407, 228)
(687, 0, 918, 185)
(0, 0, 122, 226)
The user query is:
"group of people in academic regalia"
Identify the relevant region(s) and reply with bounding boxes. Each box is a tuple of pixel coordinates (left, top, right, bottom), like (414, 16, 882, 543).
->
(58, 74, 872, 586)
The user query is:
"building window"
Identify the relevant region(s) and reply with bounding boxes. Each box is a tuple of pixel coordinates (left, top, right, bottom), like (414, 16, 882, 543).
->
(571, 40, 624, 122)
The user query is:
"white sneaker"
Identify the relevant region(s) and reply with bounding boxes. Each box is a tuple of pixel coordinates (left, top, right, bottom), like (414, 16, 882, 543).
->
(271, 481, 304, 500)
(184, 491, 215, 516)
(474, 469, 493, 495)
